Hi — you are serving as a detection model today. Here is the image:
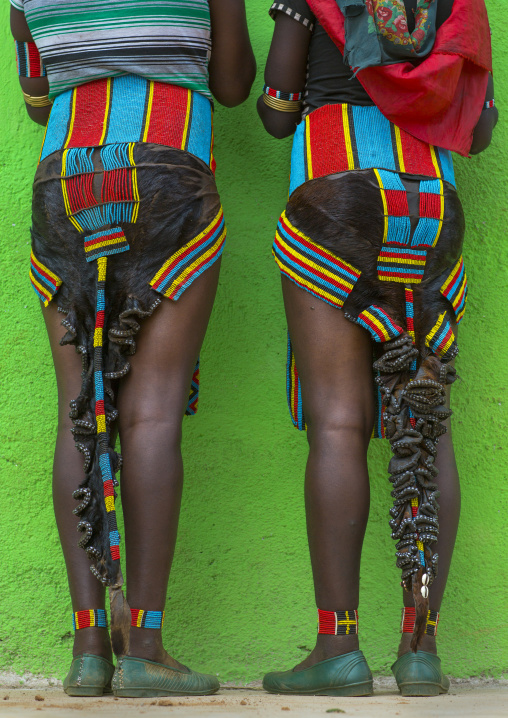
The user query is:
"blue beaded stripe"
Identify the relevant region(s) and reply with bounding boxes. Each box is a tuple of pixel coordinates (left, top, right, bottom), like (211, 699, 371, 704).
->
(73, 203, 137, 231)
(84, 227, 130, 262)
(131, 609, 165, 629)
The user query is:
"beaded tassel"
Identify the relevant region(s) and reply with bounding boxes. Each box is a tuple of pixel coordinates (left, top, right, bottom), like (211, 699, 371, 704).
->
(73, 609, 107, 630)
(318, 609, 358, 635)
(401, 607, 439, 637)
(130, 609, 165, 629)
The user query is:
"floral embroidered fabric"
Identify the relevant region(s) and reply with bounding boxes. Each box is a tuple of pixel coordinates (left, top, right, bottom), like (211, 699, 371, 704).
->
(336, 0, 438, 72)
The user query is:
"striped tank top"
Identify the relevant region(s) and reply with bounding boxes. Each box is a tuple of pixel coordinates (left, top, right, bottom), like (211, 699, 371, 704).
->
(10, 0, 212, 100)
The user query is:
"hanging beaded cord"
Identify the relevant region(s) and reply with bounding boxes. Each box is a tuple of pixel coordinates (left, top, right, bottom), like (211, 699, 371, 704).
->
(401, 607, 439, 637)
(73, 609, 107, 630)
(318, 609, 358, 635)
(130, 609, 165, 629)
(263, 84, 302, 112)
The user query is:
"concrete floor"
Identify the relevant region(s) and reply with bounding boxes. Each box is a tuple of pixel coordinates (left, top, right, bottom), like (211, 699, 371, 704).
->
(0, 681, 507, 718)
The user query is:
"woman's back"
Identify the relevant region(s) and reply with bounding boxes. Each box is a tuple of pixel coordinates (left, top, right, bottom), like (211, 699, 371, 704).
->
(11, 0, 213, 99)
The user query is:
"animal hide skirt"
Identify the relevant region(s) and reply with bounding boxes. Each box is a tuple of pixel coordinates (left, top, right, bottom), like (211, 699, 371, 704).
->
(275, 103, 468, 649)
(30, 141, 226, 589)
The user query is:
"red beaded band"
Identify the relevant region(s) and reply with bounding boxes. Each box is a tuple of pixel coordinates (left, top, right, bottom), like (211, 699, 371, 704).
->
(484, 99, 495, 110)
(15, 41, 46, 78)
(263, 84, 302, 102)
(318, 609, 358, 635)
(401, 607, 439, 636)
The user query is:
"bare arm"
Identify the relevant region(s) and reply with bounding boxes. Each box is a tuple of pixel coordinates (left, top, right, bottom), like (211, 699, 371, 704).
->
(257, 13, 311, 139)
(208, 0, 256, 107)
(10, 7, 51, 126)
(469, 73, 498, 155)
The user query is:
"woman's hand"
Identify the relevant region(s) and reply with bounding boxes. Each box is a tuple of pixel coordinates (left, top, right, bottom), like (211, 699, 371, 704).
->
(208, 0, 256, 107)
(11, 7, 51, 127)
(257, 12, 311, 139)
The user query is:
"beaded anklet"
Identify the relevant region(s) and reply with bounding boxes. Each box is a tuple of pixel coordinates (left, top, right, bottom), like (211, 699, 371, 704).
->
(401, 607, 439, 637)
(130, 609, 165, 629)
(318, 609, 359, 635)
(73, 609, 107, 630)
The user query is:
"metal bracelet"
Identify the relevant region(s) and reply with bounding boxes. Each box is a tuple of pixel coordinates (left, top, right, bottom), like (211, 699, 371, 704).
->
(262, 93, 302, 113)
(22, 91, 52, 107)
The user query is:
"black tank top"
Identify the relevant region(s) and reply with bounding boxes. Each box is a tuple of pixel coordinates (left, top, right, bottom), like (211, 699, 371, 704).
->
(269, 0, 454, 111)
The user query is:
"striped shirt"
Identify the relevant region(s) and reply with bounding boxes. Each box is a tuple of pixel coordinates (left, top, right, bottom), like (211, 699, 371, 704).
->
(10, 0, 212, 100)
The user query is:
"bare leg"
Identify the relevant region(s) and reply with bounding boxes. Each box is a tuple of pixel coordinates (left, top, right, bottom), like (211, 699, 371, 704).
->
(117, 260, 221, 668)
(43, 303, 112, 661)
(397, 402, 461, 656)
(281, 277, 375, 669)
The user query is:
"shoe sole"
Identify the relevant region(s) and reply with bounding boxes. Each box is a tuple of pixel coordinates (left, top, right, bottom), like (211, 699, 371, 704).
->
(64, 686, 112, 697)
(264, 681, 374, 697)
(112, 687, 219, 698)
(399, 683, 448, 697)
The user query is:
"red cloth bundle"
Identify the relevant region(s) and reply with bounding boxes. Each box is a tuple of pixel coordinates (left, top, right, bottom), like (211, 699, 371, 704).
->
(306, 0, 492, 156)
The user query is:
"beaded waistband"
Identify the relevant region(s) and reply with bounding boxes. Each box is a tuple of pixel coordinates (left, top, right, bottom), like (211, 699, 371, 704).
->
(40, 75, 215, 171)
(290, 103, 455, 196)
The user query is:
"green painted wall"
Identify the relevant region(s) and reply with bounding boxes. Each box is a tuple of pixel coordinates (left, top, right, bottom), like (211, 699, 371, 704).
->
(0, 1, 506, 683)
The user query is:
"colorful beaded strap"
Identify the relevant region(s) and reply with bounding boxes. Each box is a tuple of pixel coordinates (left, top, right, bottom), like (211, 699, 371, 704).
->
(263, 85, 303, 102)
(484, 99, 495, 110)
(73, 609, 107, 630)
(401, 607, 439, 637)
(318, 609, 358, 635)
(15, 41, 46, 77)
(130, 609, 165, 629)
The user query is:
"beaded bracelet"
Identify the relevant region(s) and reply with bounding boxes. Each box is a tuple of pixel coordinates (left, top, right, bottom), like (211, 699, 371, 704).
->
(484, 99, 495, 110)
(262, 84, 302, 113)
(15, 41, 46, 78)
(263, 84, 303, 103)
(318, 609, 359, 635)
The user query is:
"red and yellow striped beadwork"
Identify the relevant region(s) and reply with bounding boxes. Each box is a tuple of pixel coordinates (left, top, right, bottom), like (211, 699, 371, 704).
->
(29, 251, 62, 306)
(273, 212, 361, 309)
(426, 312, 457, 362)
(150, 207, 226, 300)
(441, 256, 467, 324)
(73, 609, 107, 630)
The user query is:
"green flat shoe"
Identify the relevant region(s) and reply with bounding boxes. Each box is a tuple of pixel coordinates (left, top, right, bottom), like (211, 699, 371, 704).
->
(63, 654, 115, 696)
(112, 655, 220, 697)
(391, 650, 450, 697)
(263, 650, 373, 696)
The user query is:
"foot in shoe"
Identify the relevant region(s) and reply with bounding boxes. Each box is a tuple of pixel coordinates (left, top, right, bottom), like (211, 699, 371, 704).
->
(294, 634, 360, 671)
(127, 628, 187, 671)
(397, 633, 437, 658)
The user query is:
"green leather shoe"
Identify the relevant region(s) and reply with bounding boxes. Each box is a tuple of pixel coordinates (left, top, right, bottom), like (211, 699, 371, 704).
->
(112, 655, 220, 697)
(391, 650, 450, 697)
(63, 654, 115, 696)
(263, 650, 373, 696)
